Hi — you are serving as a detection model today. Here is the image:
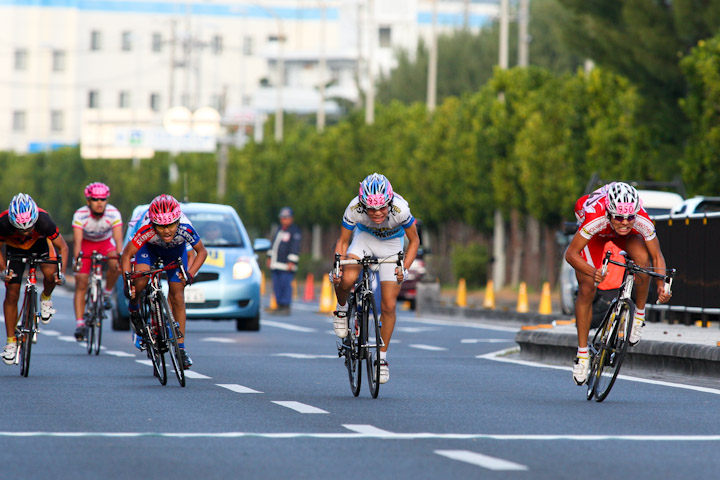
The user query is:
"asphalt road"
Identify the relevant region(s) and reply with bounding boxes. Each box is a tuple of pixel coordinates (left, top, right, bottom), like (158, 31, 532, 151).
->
(2, 290, 720, 479)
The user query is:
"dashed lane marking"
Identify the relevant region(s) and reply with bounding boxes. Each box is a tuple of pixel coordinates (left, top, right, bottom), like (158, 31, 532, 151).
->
(39, 330, 61, 336)
(58, 336, 77, 342)
(184, 370, 211, 379)
(273, 353, 337, 359)
(217, 384, 263, 394)
(395, 327, 436, 333)
(201, 337, 236, 343)
(262, 320, 316, 333)
(409, 344, 447, 351)
(461, 338, 515, 344)
(272, 401, 328, 414)
(105, 350, 136, 358)
(435, 450, 528, 471)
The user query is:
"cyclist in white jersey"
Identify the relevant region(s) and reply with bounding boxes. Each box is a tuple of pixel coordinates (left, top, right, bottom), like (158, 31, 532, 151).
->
(331, 173, 419, 384)
(71, 183, 123, 341)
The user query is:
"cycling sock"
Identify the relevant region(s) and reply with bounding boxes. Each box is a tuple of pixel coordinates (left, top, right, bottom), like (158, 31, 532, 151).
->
(41, 292, 51, 302)
(128, 303, 139, 312)
(336, 302, 348, 312)
(76, 319, 85, 327)
(103, 288, 113, 295)
(380, 351, 387, 361)
(6, 336, 16, 344)
(576, 346, 589, 358)
(634, 309, 645, 321)
(178, 343, 185, 349)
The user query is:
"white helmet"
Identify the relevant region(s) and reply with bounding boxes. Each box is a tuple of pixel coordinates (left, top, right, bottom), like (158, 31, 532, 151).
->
(606, 182, 641, 216)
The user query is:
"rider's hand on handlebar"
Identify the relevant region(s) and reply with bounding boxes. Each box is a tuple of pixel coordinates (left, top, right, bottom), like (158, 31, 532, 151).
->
(656, 283, 672, 304)
(395, 266, 408, 284)
(55, 272, 66, 286)
(123, 279, 135, 300)
(592, 268, 606, 285)
(330, 269, 342, 286)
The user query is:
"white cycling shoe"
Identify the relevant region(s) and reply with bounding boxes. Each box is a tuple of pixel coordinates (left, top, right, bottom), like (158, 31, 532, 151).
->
(333, 307, 348, 338)
(40, 299, 55, 324)
(573, 356, 589, 385)
(2, 342, 17, 365)
(629, 317, 645, 346)
(379, 359, 390, 384)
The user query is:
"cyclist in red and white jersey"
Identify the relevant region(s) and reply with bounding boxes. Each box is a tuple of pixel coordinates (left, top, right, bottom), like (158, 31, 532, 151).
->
(71, 182, 124, 341)
(330, 173, 419, 384)
(0, 194, 69, 364)
(565, 182, 672, 385)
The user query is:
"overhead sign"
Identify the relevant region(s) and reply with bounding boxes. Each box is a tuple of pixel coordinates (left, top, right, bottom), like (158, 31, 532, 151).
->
(115, 127, 216, 153)
(163, 106, 193, 136)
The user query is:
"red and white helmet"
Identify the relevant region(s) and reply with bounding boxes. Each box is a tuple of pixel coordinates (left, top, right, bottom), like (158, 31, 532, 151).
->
(84, 182, 110, 199)
(149, 194, 181, 225)
(606, 182, 642, 216)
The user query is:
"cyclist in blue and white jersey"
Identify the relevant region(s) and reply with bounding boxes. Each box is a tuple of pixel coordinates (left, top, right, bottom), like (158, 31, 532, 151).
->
(120, 194, 207, 369)
(331, 173, 419, 384)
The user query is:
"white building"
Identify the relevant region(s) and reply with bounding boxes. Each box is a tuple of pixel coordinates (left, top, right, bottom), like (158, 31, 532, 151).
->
(0, 0, 499, 155)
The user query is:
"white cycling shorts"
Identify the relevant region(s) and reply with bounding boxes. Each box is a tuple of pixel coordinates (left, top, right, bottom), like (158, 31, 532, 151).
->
(347, 230, 403, 282)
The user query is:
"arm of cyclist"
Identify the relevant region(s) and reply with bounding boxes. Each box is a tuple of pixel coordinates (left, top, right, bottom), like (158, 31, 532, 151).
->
(72, 225, 84, 272)
(645, 237, 672, 304)
(331, 227, 354, 285)
(109, 222, 124, 272)
(0, 240, 10, 283)
(397, 223, 420, 282)
(183, 240, 208, 286)
(564, 231, 607, 285)
(51, 234, 69, 284)
(120, 241, 139, 298)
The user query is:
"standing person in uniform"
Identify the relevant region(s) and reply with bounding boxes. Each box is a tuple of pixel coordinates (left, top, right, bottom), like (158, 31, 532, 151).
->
(267, 207, 301, 315)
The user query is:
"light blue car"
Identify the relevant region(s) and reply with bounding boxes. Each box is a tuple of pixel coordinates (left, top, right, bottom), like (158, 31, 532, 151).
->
(112, 202, 271, 331)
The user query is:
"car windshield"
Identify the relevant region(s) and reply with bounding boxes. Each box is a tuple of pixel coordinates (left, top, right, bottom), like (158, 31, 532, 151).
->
(186, 211, 245, 247)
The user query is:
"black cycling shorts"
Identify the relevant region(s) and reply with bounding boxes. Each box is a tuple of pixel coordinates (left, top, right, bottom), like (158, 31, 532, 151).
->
(6, 241, 51, 285)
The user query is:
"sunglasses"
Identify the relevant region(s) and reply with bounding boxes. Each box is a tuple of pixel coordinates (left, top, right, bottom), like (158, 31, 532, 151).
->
(609, 214, 636, 222)
(152, 221, 179, 231)
(89, 197, 107, 202)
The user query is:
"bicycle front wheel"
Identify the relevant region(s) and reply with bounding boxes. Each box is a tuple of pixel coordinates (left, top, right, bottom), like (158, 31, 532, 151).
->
(594, 300, 634, 402)
(19, 289, 37, 377)
(365, 292, 381, 399)
(344, 295, 361, 396)
(586, 305, 616, 400)
(92, 280, 103, 355)
(145, 299, 167, 385)
(159, 294, 185, 387)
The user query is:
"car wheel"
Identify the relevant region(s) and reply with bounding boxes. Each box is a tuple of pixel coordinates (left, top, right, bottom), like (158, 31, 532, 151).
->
(112, 304, 130, 331)
(236, 313, 260, 331)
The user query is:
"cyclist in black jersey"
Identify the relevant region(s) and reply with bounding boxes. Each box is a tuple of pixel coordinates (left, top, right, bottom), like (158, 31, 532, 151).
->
(0, 194, 69, 364)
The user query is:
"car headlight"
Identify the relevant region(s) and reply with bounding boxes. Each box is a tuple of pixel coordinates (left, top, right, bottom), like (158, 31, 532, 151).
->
(233, 258, 254, 280)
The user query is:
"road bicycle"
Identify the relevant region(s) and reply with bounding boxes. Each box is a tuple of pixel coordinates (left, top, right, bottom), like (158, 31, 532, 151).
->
(125, 258, 188, 387)
(334, 251, 403, 398)
(76, 251, 112, 355)
(586, 250, 675, 402)
(5, 252, 62, 377)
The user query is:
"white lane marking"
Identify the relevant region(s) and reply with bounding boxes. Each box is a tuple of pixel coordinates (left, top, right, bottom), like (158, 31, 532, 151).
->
(343, 424, 394, 436)
(183, 370, 211, 379)
(262, 320, 316, 333)
(272, 401, 328, 414)
(461, 338, 515, 344)
(479, 347, 720, 396)
(273, 353, 337, 359)
(3, 431, 720, 440)
(395, 327, 435, 333)
(405, 317, 518, 333)
(105, 350, 136, 358)
(435, 450, 528, 471)
(136, 359, 152, 366)
(409, 344, 447, 351)
(201, 337, 236, 343)
(58, 336, 77, 342)
(217, 384, 263, 394)
(39, 330, 61, 336)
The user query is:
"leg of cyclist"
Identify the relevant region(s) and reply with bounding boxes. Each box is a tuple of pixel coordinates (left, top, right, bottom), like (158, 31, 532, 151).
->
(623, 235, 651, 345)
(104, 254, 121, 309)
(73, 272, 89, 340)
(2, 281, 21, 365)
(167, 280, 192, 368)
(332, 259, 361, 338)
(39, 262, 58, 324)
(378, 280, 402, 384)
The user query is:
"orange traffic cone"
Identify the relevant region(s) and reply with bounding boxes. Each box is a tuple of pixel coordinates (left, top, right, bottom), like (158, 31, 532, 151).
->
(303, 273, 315, 301)
(517, 282, 529, 313)
(269, 293, 278, 311)
(292, 279, 298, 300)
(538, 281, 552, 315)
(261, 270, 266, 297)
(456, 278, 467, 307)
(318, 275, 336, 313)
(483, 280, 495, 309)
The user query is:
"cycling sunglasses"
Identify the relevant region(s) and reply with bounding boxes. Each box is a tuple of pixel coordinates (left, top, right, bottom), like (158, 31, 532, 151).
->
(609, 213, 636, 222)
(152, 220, 180, 230)
(89, 197, 107, 202)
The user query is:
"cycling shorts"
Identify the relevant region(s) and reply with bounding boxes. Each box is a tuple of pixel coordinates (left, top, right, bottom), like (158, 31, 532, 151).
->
(6, 241, 51, 285)
(135, 242, 188, 283)
(77, 238, 117, 275)
(347, 230, 403, 283)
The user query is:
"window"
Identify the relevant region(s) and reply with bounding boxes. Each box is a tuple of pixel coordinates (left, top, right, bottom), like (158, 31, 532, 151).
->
(211, 35, 223, 55)
(52, 50, 66, 72)
(14, 49, 27, 70)
(51, 110, 64, 132)
(90, 30, 102, 51)
(378, 26, 392, 48)
(88, 90, 99, 108)
(122, 31, 132, 51)
(12, 111, 26, 132)
(119, 91, 130, 108)
(150, 93, 161, 112)
(242, 36, 253, 55)
(152, 32, 162, 53)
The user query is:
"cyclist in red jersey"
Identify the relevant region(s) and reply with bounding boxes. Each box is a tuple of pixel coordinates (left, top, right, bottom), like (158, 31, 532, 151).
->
(71, 182, 124, 341)
(565, 182, 672, 385)
(0, 194, 69, 364)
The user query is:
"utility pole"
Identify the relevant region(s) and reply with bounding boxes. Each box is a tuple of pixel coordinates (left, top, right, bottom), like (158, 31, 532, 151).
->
(365, 0, 375, 125)
(169, 19, 176, 107)
(426, 0, 437, 113)
(317, 1, 326, 132)
(518, 0, 529, 67)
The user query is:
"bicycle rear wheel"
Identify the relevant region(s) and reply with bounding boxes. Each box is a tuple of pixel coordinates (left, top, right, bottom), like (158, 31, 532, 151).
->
(159, 294, 185, 387)
(365, 292, 381, 399)
(19, 290, 36, 377)
(594, 300, 634, 402)
(145, 299, 167, 385)
(344, 295, 361, 396)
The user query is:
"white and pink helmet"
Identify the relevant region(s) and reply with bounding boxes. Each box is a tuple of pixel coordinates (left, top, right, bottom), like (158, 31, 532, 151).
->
(606, 182, 642, 217)
(359, 173, 394, 209)
(84, 182, 110, 199)
(149, 194, 182, 225)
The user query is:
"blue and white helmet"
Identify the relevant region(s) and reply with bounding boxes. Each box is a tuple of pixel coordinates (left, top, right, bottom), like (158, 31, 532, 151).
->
(8, 193, 39, 230)
(358, 173, 394, 209)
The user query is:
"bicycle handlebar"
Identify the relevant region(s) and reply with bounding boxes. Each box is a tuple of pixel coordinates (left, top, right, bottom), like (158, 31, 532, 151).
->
(333, 251, 405, 283)
(599, 250, 676, 301)
(4, 253, 63, 282)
